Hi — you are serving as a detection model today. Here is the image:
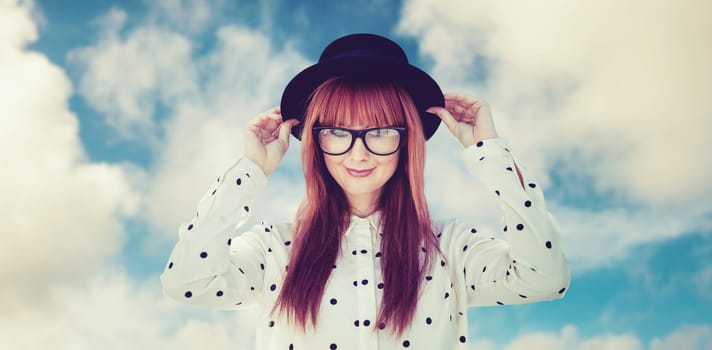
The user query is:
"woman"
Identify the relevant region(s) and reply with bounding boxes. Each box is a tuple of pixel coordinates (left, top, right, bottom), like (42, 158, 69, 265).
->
(161, 33, 570, 349)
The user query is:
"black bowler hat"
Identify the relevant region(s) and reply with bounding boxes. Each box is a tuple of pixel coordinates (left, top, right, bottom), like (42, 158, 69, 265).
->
(280, 33, 444, 141)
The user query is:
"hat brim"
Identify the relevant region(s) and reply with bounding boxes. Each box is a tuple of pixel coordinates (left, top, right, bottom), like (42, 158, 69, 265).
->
(280, 55, 444, 141)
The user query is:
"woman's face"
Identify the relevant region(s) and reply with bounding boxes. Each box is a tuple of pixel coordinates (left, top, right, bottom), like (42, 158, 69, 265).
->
(322, 124, 399, 206)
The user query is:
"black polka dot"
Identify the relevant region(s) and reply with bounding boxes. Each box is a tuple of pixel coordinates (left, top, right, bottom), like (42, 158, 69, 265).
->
(516, 224, 524, 231)
(558, 287, 567, 294)
(363, 320, 371, 326)
(495, 190, 500, 196)
(440, 260, 446, 267)
(479, 156, 485, 161)
(444, 292, 449, 299)
(184, 291, 192, 298)
(264, 227, 271, 232)
(476, 141, 483, 147)
(352, 250, 357, 255)
(227, 238, 232, 246)
(216, 290, 223, 297)
(437, 232, 442, 238)
(377, 282, 384, 289)
(460, 336, 466, 343)
(403, 340, 410, 347)
(361, 279, 368, 285)
(268, 320, 274, 327)
(360, 249, 367, 254)
(330, 344, 337, 350)
(378, 322, 386, 329)
(187, 224, 194, 230)
(243, 205, 249, 212)
(426, 317, 432, 325)
(260, 263, 264, 270)
(211, 189, 216, 195)
(245, 173, 250, 178)
(519, 294, 527, 298)
(289, 345, 293, 350)
(375, 252, 382, 258)
(524, 200, 532, 207)
(546, 241, 553, 249)
(506, 167, 513, 172)
(168, 262, 173, 269)
(236, 178, 242, 185)
(425, 276, 432, 281)
(330, 298, 337, 305)
(471, 284, 476, 291)
(353, 281, 358, 287)
(200, 251, 208, 259)
(270, 284, 276, 291)
(462, 245, 468, 252)
(421, 246, 427, 253)
(482, 265, 487, 272)
(496, 301, 504, 305)
(354, 320, 360, 327)
(285, 241, 292, 246)
(250, 286, 255, 291)
(268, 248, 272, 252)
(471, 228, 477, 234)
(528, 183, 537, 188)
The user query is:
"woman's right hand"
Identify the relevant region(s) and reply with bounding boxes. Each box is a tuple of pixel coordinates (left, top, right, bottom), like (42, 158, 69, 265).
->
(243, 106, 299, 176)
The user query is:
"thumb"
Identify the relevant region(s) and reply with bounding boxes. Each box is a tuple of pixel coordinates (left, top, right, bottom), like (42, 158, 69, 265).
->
(427, 106, 458, 132)
(278, 119, 299, 148)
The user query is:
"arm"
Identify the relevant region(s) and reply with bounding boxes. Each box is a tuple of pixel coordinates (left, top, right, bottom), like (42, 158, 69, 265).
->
(160, 106, 299, 309)
(443, 137, 570, 306)
(427, 94, 569, 307)
(159, 157, 270, 309)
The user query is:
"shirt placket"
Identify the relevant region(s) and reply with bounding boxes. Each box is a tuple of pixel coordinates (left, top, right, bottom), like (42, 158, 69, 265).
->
(350, 219, 379, 349)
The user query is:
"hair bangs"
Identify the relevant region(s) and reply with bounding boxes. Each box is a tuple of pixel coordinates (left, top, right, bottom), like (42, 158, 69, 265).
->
(312, 77, 408, 129)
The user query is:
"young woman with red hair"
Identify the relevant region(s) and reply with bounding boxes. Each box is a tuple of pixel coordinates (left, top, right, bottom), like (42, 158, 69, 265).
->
(161, 34, 570, 349)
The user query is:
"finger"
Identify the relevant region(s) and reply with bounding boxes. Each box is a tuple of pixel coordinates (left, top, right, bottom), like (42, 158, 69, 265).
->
(278, 119, 299, 148)
(426, 106, 458, 132)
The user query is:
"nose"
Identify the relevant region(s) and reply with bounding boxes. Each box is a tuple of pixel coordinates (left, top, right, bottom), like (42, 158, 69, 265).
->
(348, 137, 370, 161)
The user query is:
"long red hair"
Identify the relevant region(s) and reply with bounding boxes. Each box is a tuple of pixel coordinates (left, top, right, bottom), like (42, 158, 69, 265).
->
(274, 76, 439, 336)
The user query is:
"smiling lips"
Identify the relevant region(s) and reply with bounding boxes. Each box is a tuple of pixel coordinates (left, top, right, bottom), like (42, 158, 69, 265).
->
(346, 167, 374, 177)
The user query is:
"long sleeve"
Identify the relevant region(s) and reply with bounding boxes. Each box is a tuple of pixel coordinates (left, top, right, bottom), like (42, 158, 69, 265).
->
(159, 157, 271, 309)
(438, 137, 570, 307)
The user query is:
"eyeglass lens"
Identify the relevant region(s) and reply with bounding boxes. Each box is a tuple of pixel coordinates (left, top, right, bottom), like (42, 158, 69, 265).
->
(317, 128, 401, 155)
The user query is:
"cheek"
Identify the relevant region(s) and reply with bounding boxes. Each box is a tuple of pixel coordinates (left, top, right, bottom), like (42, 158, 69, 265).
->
(323, 155, 341, 179)
(381, 154, 399, 178)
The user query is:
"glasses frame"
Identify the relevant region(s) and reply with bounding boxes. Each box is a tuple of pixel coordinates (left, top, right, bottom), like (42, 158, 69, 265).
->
(312, 126, 407, 156)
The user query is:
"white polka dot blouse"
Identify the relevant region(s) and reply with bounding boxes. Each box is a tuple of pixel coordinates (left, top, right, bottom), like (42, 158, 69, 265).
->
(160, 137, 571, 349)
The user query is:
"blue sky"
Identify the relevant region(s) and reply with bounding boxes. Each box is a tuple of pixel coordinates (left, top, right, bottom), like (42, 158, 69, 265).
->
(2, 0, 711, 349)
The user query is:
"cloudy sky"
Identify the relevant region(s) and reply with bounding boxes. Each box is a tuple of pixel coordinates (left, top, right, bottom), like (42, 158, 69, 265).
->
(1, 0, 711, 349)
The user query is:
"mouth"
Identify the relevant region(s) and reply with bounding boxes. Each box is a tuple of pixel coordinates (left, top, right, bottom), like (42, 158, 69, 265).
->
(346, 167, 374, 178)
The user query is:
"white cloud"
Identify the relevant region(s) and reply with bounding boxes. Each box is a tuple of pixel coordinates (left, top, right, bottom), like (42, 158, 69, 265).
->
(0, 0, 139, 307)
(397, 0, 712, 207)
(141, 25, 309, 239)
(397, 0, 712, 273)
(68, 7, 200, 141)
(476, 324, 712, 350)
(470, 324, 712, 350)
(650, 325, 712, 350)
(0, 271, 258, 350)
(147, 0, 221, 34)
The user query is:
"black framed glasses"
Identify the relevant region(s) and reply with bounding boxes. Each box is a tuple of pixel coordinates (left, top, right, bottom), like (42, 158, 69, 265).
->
(312, 126, 406, 156)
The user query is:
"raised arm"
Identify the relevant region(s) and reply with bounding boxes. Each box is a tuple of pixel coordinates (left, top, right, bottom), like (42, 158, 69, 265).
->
(428, 95, 570, 307)
(159, 107, 299, 309)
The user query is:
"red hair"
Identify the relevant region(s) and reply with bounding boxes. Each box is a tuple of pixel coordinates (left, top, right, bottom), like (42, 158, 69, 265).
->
(273, 76, 439, 336)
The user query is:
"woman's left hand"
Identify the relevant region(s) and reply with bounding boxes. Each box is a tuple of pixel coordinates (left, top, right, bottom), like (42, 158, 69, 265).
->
(427, 93, 499, 148)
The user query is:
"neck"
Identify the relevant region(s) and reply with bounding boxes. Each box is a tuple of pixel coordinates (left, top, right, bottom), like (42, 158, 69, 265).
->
(347, 192, 379, 218)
